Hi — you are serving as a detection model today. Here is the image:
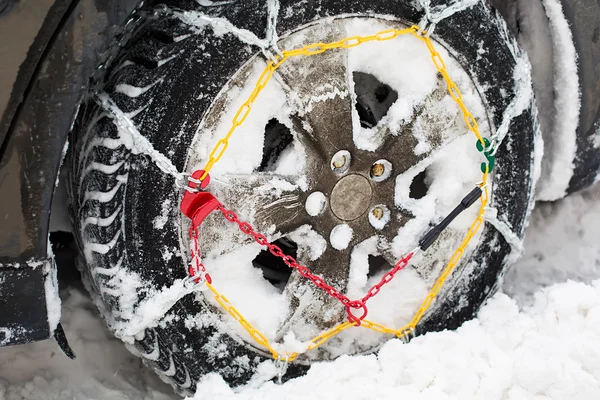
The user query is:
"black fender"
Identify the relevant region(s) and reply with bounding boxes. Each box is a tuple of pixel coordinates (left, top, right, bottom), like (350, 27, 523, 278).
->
(0, 0, 141, 346)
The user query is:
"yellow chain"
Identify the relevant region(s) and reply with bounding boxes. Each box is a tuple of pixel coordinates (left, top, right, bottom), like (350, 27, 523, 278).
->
(199, 27, 417, 180)
(196, 26, 491, 361)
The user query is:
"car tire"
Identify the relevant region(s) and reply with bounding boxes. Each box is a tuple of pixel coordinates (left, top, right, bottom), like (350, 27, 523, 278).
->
(68, 0, 540, 394)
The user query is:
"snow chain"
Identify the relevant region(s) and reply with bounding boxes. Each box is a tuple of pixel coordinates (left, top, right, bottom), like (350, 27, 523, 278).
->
(182, 26, 491, 364)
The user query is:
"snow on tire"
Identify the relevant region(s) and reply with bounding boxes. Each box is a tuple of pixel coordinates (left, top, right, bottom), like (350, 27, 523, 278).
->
(68, 0, 540, 394)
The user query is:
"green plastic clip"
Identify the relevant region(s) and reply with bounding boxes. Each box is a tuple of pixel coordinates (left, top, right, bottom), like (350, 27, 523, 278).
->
(476, 138, 495, 173)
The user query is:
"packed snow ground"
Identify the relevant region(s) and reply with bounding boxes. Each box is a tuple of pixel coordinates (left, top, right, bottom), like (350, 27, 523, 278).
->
(2, 183, 600, 399)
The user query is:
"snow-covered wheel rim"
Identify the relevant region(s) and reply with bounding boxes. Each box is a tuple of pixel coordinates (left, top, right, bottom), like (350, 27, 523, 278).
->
(183, 16, 495, 361)
(68, 0, 540, 392)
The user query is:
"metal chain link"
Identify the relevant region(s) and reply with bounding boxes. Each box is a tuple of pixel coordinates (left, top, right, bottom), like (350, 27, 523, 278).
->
(95, 93, 189, 185)
(188, 227, 212, 284)
(418, 0, 481, 29)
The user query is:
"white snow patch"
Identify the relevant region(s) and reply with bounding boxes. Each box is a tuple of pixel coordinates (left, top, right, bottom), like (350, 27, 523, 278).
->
(368, 205, 390, 230)
(114, 79, 162, 98)
(189, 278, 600, 399)
(393, 136, 484, 258)
(534, 0, 580, 200)
(504, 183, 600, 305)
(592, 124, 600, 148)
(260, 177, 298, 196)
(305, 192, 326, 217)
(202, 242, 290, 342)
(176, 10, 268, 48)
(0, 288, 177, 400)
(43, 256, 61, 333)
(329, 224, 353, 250)
(188, 58, 297, 177)
(153, 199, 172, 230)
(489, 53, 534, 153)
(288, 225, 327, 261)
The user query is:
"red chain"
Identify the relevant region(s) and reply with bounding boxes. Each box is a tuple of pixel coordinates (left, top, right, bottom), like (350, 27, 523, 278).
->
(360, 253, 413, 304)
(188, 226, 212, 284)
(216, 205, 414, 325)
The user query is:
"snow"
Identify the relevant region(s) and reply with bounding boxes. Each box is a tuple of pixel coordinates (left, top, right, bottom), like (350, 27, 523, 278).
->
(503, 183, 600, 306)
(329, 224, 353, 250)
(0, 288, 177, 400)
(288, 225, 327, 261)
(368, 205, 390, 230)
(114, 80, 162, 98)
(153, 199, 172, 230)
(186, 57, 296, 177)
(418, 0, 481, 25)
(305, 192, 326, 217)
(508, 0, 580, 201)
(43, 257, 61, 334)
(198, 242, 290, 341)
(193, 281, 600, 400)
(176, 10, 268, 48)
(2, 183, 600, 399)
(488, 53, 534, 156)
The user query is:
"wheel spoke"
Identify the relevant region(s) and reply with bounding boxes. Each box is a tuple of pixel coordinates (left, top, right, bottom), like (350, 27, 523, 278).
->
(275, 31, 357, 163)
(377, 76, 453, 175)
(275, 237, 354, 343)
(210, 172, 308, 236)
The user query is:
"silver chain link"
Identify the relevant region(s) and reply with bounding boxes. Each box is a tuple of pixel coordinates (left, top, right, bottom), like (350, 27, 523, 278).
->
(418, 0, 481, 35)
(94, 93, 190, 188)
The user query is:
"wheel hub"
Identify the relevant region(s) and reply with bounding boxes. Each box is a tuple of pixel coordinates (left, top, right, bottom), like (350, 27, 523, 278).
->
(330, 174, 372, 221)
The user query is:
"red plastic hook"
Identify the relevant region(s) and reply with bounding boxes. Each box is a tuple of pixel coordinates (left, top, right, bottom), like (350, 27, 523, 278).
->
(180, 170, 221, 227)
(345, 300, 368, 326)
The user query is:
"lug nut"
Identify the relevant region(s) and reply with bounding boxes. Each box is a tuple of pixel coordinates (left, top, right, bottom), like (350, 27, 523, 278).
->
(369, 160, 392, 182)
(331, 150, 351, 173)
(372, 207, 384, 220)
(369, 205, 390, 230)
(333, 156, 347, 169)
(371, 163, 385, 177)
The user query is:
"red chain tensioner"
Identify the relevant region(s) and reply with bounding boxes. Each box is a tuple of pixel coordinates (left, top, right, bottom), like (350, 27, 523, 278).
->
(180, 170, 415, 326)
(180, 170, 220, 284)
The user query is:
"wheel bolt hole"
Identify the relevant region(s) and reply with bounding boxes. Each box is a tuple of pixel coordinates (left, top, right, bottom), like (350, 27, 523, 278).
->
(306, 192, 327, 217)
(331, 150, 351, 174)
(372, 208, 384, 220)
(371, 164, 384, 177)
(369, 205, 390, 230)
(330, 224, 353, 250)
(333, 157, 347, 169)
(370, 160, 392, 182)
